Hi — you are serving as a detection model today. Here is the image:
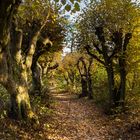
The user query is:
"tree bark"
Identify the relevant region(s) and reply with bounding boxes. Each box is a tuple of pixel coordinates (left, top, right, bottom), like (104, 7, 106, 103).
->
(32, 62, 43, 95)
(0, 1, 19, 86)
(0, 1, 30, 120)
(79, 76, 88, 98)
(6, 81, 34, 120)
(7, 27, 36, 120)
(115, 33, 132, 108)
(106, 62, 116, 108)
(87, 58, 93, 99)
(87, 74, 93, 99)
(0, 12, 36, 120)
(118, 58, 126, 107)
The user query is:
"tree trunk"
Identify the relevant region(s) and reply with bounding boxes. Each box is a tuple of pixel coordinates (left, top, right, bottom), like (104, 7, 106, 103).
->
(0, 1, 19, 86)
(79, 76, 88, 98)
(87, 74, 93, 99)
(32, 62, 43, 95)
(117, 55, 126, 107)
(116, 33, 132, 108)
(106, 63, 116, 108)
(7, 82, 34, 120)
(87, 58, 93, 99)
(0, 0, 38, 122)
(8, 29, 36, 120)
(77, 57, 89, 98)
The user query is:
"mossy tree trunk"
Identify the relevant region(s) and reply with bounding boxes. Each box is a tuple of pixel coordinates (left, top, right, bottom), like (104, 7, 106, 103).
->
(7, 82, 34, 120)
(0, 1, 37, 120)
(8, 26, 36, 119)
(0, 0, 52, 121)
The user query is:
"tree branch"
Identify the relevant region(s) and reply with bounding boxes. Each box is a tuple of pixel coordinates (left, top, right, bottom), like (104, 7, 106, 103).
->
(47, 63, 59, 71)
(85, 45, 105, 65)
(93, 43, 103, 54)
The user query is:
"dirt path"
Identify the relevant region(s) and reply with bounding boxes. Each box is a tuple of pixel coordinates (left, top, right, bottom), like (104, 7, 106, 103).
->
(47, 91, 114, 140)
(0, 90, 139, 139)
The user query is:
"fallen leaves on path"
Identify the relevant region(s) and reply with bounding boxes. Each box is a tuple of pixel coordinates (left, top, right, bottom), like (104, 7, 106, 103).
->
(47, 91, 140, 140)
(0, 91, 139, 140)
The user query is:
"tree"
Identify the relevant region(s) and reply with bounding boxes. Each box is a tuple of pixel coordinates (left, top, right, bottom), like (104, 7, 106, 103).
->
(0, 0, 38, 120)
(76, 0, 140, 109)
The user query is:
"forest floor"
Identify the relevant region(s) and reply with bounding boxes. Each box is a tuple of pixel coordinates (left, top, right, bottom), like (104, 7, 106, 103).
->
(46, 90, 140, 140)
(0, 89, 140, 140)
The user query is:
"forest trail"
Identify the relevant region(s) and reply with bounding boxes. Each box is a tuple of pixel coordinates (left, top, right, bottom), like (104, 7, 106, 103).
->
(0, 89, 139, 139)
(47, 90, 114, 140)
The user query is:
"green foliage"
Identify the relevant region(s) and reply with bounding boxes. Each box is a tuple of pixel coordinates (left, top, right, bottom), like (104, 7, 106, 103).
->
(18, 0, 50, 23)
(54, 0, 81, 12)
(65, 4, 71, 12)
(92, 65, 109, 105)
(74, 2, 80, 11)
(76, 0, 140, 46)
(0, 85, 9, 101)
(0, 85, 9, 118)
(70, 0, 74, 4)
(61, 0, 66, 5)
(31, 91, 55, 119)
(125, 69, 140, 110)
(55, 52, 82, 93)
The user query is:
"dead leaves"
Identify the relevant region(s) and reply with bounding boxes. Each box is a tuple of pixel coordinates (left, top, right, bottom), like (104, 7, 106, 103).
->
(47, 92, 140, 140)
(0, 91, 139, 139)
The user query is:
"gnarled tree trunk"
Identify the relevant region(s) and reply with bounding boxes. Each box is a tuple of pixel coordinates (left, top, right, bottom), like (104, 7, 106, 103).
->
(0, 1, 37, 120)
(7, 81, 34, 120)
(7, 26, 36, 120)
(31, 37, 52, 95)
